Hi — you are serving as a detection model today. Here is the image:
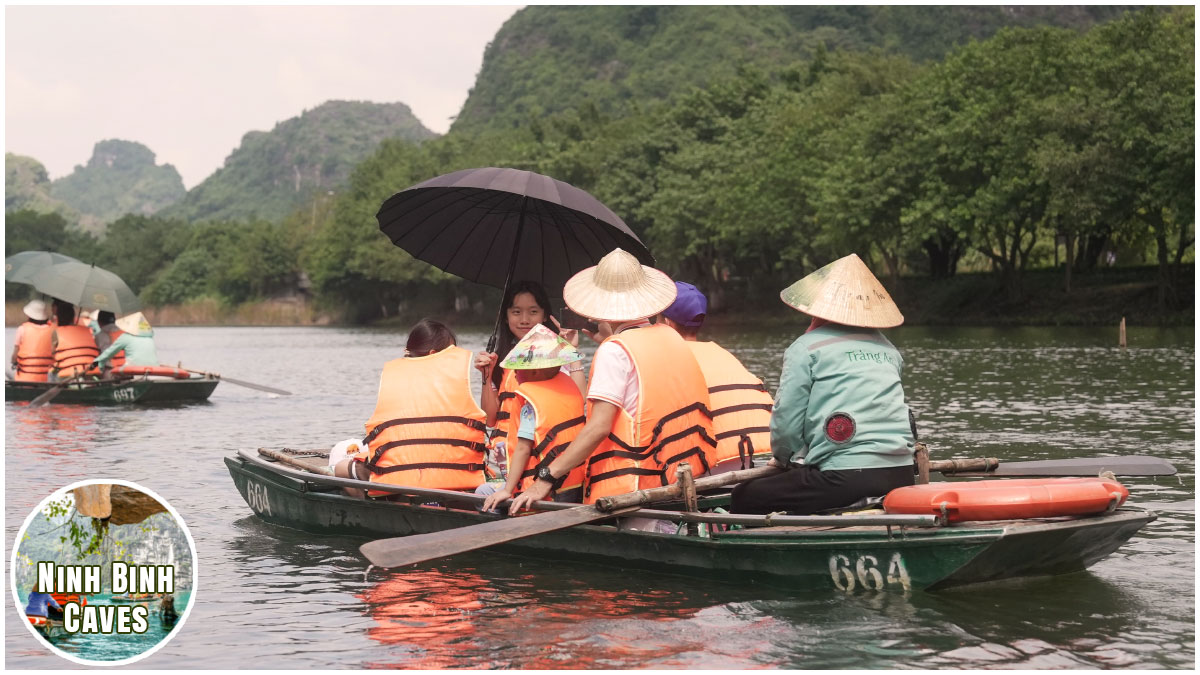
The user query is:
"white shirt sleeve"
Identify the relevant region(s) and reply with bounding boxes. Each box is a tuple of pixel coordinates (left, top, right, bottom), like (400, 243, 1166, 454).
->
(586, 341, 639, 413)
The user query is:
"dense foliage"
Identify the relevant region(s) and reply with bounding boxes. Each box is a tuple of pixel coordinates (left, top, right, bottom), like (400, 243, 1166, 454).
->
(308, 7, 1192, 317)
(454, 5, 1132, 133)
(6, 7, 1191, 323)
(48, 140, 186, 233)
(162, 101, 437, 224)
(5, 154, 80, 221)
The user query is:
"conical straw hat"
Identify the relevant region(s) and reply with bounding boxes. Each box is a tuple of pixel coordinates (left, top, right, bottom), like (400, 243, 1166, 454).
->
(563, 248, 677, 323)
(501, 323, 583, 370)
(115, 311, 153, 336)
(780, 254, 904, 328)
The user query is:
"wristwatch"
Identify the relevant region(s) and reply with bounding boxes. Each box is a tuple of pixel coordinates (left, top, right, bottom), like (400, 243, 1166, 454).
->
(535, 464, 565, 490)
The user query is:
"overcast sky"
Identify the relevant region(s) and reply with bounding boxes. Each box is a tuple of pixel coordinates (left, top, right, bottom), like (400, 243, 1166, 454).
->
(5, 5, 521, 188)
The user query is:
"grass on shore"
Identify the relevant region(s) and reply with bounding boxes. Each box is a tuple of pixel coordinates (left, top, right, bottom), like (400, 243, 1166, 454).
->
(6, 265, 1192, 328)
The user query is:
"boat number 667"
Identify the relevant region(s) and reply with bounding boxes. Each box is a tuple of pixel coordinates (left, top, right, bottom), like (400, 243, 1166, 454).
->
(829, 553, 911, 592)
(247, 481, 273, 516)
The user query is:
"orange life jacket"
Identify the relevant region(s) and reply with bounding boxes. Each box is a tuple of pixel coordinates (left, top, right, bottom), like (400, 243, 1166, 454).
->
(103, 327, 127, 368)
(363, 345, 488, 491)
(15, 322, 55, 382)
(53, 325, 100, 377)
(492, 368, 520, 442)
(583, 324, 717, 503)
(686, 341, 773, 470)
(506, 372, 587, 493)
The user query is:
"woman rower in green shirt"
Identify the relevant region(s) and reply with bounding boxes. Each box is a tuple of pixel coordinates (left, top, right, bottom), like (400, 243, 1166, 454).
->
(731, 253, 915, 514)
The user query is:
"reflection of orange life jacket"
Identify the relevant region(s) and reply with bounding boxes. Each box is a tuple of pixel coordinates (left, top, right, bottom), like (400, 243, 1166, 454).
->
(492, 369, 520, 442)
(15, 322, 55, 382)
(103, 328, 127, 368)
(53, 325, 100, 377)
(685, 341, 773, 470)
(363, 346, 488, 491)
(506, 372, 587, 493)
(583, 324, 717, 503)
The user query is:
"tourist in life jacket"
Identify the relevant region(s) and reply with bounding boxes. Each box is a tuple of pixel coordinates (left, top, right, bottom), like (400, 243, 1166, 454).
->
(480, 324, 588, 511)
(659, 282, 774, 474)
(93, 312, 158, 371)
(507, 249, 717, 523)
(49, 300, 100, 380)
(24, 588, 63, 621)
(10, 300, 55, 382)
(731, 253, 916, 515)
(93, 311, 127, 370)
(334, 319, 489, 497)
(471, 281, 586, 478)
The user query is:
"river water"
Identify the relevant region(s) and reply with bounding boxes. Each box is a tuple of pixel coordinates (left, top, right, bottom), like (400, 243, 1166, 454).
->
(4, 324, 1194, 668)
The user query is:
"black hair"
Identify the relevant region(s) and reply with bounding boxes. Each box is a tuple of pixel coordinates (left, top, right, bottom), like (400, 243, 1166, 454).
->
(98, 311, 116, 326)
(492, 280, 557, 389)
(406, 318, 456, 355)
(53, 300, 75, 325)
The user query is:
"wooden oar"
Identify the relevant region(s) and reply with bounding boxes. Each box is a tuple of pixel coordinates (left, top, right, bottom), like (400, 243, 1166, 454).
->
(359, 464, 784, 569)
(28, 373, 86, 407)
(183, 368, 292, 396)
(929, 455, 1176, 477)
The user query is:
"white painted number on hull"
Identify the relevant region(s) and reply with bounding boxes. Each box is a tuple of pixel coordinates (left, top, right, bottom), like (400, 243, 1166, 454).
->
(247, 481, 273, 516)
(829, 552, 911, 592)
(111, 387, 137, 402)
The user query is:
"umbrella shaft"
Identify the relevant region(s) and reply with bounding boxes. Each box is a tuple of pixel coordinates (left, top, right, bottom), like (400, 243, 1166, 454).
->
(488, 198, 528, 354)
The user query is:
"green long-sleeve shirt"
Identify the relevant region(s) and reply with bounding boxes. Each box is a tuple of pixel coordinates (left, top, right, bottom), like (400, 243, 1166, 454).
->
(770, 324, 914, 470)
(96, 331, 159, 368)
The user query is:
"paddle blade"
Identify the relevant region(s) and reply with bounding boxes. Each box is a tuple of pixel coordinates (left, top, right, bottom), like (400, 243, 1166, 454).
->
(944, 455, 1177, 477)
(361, 504, 637, 569)
(183, 368, 292, 396)
(217, 375, 292, 396)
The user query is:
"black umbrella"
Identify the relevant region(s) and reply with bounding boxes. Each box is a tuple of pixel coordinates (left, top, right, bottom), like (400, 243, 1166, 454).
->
(376, 167, 654, 351)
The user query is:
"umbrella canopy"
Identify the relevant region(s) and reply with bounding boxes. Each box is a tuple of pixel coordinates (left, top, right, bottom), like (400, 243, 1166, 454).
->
(4, 250, 82, 284)
(375, 167, 654, 291)
(27, 260, 142, 315)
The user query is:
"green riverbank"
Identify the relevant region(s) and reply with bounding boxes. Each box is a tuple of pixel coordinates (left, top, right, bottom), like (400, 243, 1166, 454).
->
(7, 266, 1192, 329)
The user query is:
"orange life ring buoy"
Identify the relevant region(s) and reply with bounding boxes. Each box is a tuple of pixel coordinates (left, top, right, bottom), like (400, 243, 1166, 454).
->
(28, 615, 48, 626)
(883, 477, 1129, 522)
(112, 365, 191, 380)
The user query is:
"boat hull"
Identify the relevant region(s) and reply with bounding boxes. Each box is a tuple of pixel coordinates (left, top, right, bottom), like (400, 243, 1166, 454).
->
(225, 454, 1155, 593)
(5, 377, 218, 404)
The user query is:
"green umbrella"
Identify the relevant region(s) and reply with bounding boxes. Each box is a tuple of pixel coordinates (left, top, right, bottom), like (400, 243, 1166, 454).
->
(27, 260, 141, 315)
(4, 250, 82, 284)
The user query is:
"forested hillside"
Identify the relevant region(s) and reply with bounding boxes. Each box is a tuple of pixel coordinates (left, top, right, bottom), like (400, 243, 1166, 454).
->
(8, 7, 1191, 326)
(4, 153, 79, 220)
(453, 5, 1133, 132)
(163, 100, 438, 223)
(49, 140, 186, 233)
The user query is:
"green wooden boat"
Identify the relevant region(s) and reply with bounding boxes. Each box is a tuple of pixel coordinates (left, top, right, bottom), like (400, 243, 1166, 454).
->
(225, 451, 1156, 593)
(5, 375, 218, 405)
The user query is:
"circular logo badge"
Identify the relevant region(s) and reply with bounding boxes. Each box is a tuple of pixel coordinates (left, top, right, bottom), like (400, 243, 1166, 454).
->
(10, 480, 198, 667)
(824, 412, 856, 443)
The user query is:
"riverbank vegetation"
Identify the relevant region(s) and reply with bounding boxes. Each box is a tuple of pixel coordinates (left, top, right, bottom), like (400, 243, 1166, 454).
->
(5, 8, 1192, 326)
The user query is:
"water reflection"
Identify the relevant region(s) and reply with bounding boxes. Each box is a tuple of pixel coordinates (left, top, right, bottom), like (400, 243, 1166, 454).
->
(5, 404, 99, 456)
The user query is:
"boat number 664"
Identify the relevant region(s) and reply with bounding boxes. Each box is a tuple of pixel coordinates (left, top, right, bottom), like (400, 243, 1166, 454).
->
(828, 552, 911, 592)
(247, 481, 273, 516)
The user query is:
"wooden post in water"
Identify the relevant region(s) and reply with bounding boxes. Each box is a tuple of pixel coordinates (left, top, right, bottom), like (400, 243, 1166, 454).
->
(1119, 317, 1127, 349)
(676, 463, 700, 536)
